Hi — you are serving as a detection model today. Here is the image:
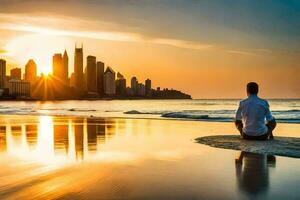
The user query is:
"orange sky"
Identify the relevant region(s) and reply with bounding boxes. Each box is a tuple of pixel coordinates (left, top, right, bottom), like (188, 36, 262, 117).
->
(0, 1, 299, 98)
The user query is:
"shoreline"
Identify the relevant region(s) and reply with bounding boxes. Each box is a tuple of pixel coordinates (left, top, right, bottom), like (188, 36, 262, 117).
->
(0, 113, 299, 124)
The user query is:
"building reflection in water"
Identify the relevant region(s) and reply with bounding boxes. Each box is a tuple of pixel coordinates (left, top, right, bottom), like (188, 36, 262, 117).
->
(0, 116, 117, 162)
(26, 124, 38, 149)
(235, 151, 276, 197)
(0, 125, 6, 152)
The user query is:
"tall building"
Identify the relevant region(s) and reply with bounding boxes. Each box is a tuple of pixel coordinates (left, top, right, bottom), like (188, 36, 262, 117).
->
(145, 78, 152, 96)
(74, 45, 83, 91)
(131, 77, 138, 95)
(137, 83, 146, 96)
(52, 53, 63, 80)
(63, 50, 69, 84)
(25, 59, 37, 84)
(116, 72, 126, 96)
(103, 67, 116, 96)
(8, 79, 30, 97)
(10, 68, 21, 80)
(96, 61, 104, 96)
(70, 72, 75, 88)
(86, 56, 97, 93)
(0, 59, 6, 89)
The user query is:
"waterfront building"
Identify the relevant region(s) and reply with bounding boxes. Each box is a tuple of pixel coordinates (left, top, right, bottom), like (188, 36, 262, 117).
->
(74, 45, 84, 91)
(70, 72, 75, 88)
(86, 56, 97, 93)
(96, 61, 104, 96)
(131, 76, 138, 95)
(25, 59, 37, 85)
(63, 50, 69, 84)
(10, 68, 21, 80)
(103, 67, 116, 96)
(145, 78, 152, 96)
(137, 83, 146, 96)
(8, 79, 30, 97)
(116, 72, 126, 96)
(0, 59, 6, 89)
(52, 53, 63, 80)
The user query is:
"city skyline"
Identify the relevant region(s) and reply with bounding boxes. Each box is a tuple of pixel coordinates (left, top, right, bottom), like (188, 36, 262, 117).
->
(0, 1, 299, 98)
(0, 45, 190, 100)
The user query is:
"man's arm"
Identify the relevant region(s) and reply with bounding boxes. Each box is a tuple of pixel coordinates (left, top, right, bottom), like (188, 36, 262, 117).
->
(265, 101, 276, 139)
(235, 102, 243, 134)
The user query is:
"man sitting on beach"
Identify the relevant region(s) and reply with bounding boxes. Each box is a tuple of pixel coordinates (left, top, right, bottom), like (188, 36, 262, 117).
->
(235, 82, 276, 140)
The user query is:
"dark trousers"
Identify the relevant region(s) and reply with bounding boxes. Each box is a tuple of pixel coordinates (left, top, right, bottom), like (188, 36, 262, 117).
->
(235, 119, 276, 140)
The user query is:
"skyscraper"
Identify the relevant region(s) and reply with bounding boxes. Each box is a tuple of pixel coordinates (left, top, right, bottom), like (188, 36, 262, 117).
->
(63, 50, 69, 84)
(74, 45, 83, 91)
(10, 68, 21, 80)
(145, 78, 152, 96)
(116, 72, 126, 96)
(52, 53, 63, 80)
(86, 55, 97, 93)
(96, 61, 104, 96)
(25, 59, 37, 84)
(104, 67, 116, 96)
(137, 83, 146, 96)
(8, 80, 30, 97)
(0, 59, 6, 89)
(131, 77, 138, 95)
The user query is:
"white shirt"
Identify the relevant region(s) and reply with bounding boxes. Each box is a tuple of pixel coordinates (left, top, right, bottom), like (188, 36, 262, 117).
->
(235, 95, 274, 136)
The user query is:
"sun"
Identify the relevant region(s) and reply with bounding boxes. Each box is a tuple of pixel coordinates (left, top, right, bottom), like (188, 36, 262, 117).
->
(38, 58, 52, 75)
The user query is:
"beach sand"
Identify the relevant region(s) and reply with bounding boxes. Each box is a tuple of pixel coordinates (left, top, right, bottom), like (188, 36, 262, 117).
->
(0, 115, 300, 200)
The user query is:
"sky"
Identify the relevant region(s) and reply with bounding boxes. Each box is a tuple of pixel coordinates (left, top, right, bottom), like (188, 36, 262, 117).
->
(0, 0, 299, 98)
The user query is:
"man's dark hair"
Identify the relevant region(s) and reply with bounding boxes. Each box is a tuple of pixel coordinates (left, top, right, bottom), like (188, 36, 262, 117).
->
(247, 82, 259, 95)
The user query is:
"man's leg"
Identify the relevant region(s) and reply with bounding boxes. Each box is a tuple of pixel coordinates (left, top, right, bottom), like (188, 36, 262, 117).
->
(266, 119, 277, 139)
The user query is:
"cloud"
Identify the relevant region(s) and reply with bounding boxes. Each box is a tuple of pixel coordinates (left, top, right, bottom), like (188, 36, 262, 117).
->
(0, 13, 215, 51)
(226, 50, 257, 56)
(0, 48, 9, 55)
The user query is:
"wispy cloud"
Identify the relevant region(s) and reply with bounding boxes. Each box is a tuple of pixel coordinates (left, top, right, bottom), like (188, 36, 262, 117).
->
(226, 50, 258, 56)
(0, 13, 274, 55)
(0, 13, 214, 51)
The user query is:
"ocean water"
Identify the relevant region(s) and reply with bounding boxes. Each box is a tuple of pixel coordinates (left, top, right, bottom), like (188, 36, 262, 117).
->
(0, 99, 299, 123)
(0, 116, 299, 199)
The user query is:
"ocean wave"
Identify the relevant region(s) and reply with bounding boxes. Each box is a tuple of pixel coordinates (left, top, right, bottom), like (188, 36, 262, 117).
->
(124, 110, 165, 115)
(161, 112, 232, 121)
(68, 108, 97, 112)
(160, 112, 300, 123)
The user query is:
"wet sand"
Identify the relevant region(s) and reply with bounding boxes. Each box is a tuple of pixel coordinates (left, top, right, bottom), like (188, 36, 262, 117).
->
(0, 115, 300, 200)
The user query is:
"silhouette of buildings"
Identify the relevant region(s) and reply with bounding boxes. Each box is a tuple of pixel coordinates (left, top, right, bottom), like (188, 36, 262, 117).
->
(86, 56, 97, 93)
(0, 43, 191, 99)
(25, 59, 37, 85)
(145, 79, 152, 96)
(104, 67, 116, 96)
(8, 80, 30, 97)
(52, 53, 63, 81)
(137, 83, 145, 96)
(96, 61, 104, 96)
(63, 50, 69, 84)
(116, 72, 126, 96)
(74, 45, 84, 92)
(131, 77, 138, 96)
(10, 68, 21, 80)
(0, 59, 6, 89)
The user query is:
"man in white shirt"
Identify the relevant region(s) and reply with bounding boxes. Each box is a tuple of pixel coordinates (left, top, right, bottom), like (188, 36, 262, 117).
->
(235, 82, 276, 140)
